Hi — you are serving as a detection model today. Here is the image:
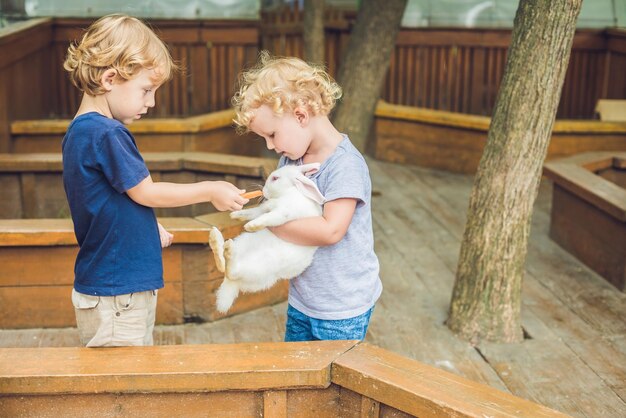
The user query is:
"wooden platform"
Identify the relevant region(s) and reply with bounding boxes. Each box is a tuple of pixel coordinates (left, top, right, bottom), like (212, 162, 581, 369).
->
(1, 158, 625, 417)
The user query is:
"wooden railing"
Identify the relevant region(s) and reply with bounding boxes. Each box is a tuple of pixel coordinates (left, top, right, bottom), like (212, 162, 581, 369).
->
(0, 341, 569, 417)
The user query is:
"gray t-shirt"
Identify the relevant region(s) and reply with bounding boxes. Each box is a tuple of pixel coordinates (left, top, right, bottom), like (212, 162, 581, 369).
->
(279, 136, 382, 320)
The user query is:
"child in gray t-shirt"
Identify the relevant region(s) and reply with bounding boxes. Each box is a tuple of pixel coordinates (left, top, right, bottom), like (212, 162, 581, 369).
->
(232, 52, 382, 341)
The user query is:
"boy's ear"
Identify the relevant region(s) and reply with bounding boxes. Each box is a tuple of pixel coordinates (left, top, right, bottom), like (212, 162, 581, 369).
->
(100, 69, 118, 91)
(293, 106, 309, 126)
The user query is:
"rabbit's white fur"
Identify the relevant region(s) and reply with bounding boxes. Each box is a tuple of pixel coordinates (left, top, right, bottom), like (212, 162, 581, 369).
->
(209, 163, 324, 313)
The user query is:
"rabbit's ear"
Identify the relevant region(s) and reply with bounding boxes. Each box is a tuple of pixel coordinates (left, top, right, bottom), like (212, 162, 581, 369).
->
(294, 176, 325, 205)
(298, 162, 320, 176)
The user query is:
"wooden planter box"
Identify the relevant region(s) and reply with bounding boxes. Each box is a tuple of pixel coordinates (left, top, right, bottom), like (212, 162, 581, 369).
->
(373, 101, 626, 174)
(544, 152, 626, 291)
(0, 214, 288, 329)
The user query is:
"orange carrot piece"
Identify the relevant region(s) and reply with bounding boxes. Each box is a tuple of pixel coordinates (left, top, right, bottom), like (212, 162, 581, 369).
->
(241, 190, 263, 199)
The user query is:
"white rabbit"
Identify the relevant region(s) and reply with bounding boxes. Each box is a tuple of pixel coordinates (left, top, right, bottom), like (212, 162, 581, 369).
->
(209, 162, 325, 313)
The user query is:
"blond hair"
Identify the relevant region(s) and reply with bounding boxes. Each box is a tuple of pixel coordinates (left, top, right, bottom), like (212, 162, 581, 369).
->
(232, 51, 342, 133)
(64, 14, 177, 96)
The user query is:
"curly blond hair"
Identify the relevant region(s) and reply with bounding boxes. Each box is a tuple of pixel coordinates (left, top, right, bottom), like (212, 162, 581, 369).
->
(64, 14, 178, 96)
(232, 51, 342, 133)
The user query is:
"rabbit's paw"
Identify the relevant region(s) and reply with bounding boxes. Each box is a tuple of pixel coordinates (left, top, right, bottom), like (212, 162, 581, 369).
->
(208, 227, 226, 273)
(230, 209, 252, 221)
(244, 221, 265, 232)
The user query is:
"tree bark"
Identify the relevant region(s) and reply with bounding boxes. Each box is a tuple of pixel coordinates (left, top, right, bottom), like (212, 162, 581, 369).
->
(447, 0, 582, 344)
(303, 0, 325, 65)
(332, 0, 408, 151)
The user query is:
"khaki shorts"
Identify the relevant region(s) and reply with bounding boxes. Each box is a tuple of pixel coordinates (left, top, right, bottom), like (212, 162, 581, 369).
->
(72, 289, 158, 347)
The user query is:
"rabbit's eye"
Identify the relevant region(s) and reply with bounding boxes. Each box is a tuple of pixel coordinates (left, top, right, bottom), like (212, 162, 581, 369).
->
(271, 175, 279, 181)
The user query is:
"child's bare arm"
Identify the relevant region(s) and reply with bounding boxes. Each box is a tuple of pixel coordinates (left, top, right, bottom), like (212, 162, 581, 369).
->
(127, 176, 248, 211)
(268, 198, 357, 246)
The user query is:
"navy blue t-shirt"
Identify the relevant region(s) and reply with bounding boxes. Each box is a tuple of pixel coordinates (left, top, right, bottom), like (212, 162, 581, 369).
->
(62, 112, 163, 296)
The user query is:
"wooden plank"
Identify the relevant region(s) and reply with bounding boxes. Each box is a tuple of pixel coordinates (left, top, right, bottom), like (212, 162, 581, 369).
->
(0, 217, 216, 247)
(201, 27, 259, 45)
(264, 390, 287, 418)
(332, 343, 568, 418)
(0, 341, 358, 394)
(10, 109, 238, 135)
(0, 281, 182, 329)
(286, 387, 343, 417)
(0, 153, 63, 171)
(562, 337, 626, 402)
(0, 246, 76, 286)
(0, 392, 263, 418)
(158, 217, 211, 244)
(0, 286, 76, 328)
(0, 218, 76, 246)
(374, 101, 626, 134)
(549, 185, 626, 290)
(182, 153, 269, 176)
(19, 173, 36, 218)
(478, 340, 626, 417)
(361, 396, 380, 418)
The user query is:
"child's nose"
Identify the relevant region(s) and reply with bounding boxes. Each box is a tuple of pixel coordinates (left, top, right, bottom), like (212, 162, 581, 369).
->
(265, 137, 274, 150)
(146, 94, 155, 108)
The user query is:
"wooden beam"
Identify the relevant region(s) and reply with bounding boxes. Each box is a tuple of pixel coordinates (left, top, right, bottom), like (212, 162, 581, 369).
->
(332, 343, 569, 418)
(11, 109, 238, 135)
(0, 341, 358, 395)
(0, 217, 220, 247)
(375, 101, 626, 134)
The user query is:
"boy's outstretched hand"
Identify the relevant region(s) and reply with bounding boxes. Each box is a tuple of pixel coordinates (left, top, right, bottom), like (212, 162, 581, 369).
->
(209, 181, 249, 211)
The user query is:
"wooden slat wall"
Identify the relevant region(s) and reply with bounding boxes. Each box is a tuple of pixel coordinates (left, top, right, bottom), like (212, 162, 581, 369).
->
(51, 19, 260, 118)
(261, 5, 626, 120)
(605, 29, 626, 101)
(0, 18, 55, 153)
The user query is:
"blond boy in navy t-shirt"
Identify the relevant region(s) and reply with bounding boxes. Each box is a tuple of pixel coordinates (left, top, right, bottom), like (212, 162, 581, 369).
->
(63, 14, 250, 347)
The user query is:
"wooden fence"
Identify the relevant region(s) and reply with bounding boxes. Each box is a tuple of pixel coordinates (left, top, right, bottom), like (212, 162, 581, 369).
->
(261, 5, 626, 119)
(1, 11, 625, 152)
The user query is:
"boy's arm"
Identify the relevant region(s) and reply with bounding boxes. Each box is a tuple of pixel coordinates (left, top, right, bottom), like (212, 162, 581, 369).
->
(268, 198, 357, 246)
(127, 175, 248, 211)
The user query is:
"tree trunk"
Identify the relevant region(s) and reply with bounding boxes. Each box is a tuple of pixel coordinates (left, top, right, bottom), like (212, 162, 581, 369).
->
(447, 0, 582, 344)
(303, 0, 325, 65)
(332, 0, 407, 151)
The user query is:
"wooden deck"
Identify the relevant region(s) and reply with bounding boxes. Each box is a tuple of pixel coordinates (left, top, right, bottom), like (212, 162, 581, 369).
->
(0, 158, 624, 417)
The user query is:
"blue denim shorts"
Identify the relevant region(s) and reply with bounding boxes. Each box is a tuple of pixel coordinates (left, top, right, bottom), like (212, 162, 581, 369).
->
(284, 304, 374, 342)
